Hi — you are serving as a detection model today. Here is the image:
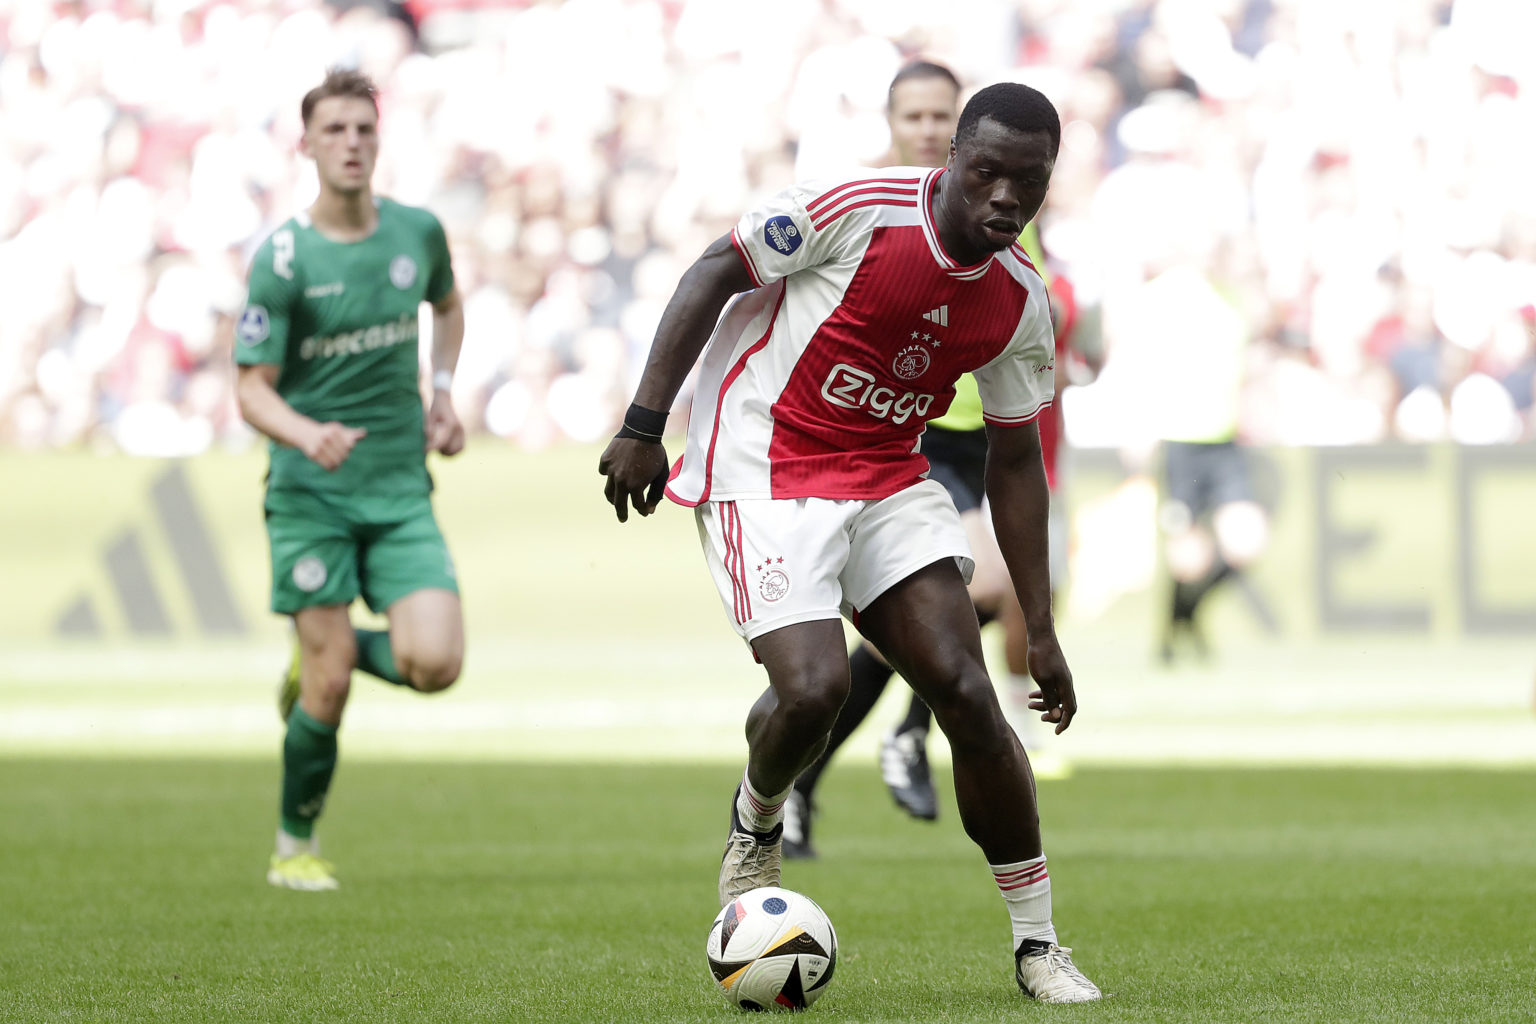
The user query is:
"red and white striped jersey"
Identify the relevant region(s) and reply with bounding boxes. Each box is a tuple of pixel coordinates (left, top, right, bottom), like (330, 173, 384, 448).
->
(665, 166, 1055, 506)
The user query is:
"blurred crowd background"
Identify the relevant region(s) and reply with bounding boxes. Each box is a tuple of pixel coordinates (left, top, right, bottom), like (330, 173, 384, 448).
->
(0, 0, 1532, 456)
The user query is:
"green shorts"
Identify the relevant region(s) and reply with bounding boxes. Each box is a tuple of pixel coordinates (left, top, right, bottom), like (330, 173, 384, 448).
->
(264, 491, 458, 615)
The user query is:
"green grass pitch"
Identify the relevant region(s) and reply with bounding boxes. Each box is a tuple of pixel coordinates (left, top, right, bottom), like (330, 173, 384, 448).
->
(3, 443, 1533, 1020)
(3, 760, 1532, 1023)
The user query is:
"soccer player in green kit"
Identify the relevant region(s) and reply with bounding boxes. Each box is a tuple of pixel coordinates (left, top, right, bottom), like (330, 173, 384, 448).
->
(235, 69, 466, 891)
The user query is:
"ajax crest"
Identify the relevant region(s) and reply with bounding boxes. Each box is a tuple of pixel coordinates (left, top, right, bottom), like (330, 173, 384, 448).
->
(892, 344, 931, 381)
(755, 557, 791, 602)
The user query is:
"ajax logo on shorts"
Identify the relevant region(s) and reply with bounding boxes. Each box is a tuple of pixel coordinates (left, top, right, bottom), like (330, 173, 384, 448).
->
(754, 556, 790, 602)
(764, 216, 802, 255)
(389, 254, 418, 289)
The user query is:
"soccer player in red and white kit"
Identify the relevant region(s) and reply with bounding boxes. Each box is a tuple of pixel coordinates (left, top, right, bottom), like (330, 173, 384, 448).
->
(599, 83, 1101, 1003)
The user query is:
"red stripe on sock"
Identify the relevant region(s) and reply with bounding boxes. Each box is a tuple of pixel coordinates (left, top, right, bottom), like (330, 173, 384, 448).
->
(995, 867, 1049, 891)
(994, 864, 1048, 881)
(743, 791, 783, 817)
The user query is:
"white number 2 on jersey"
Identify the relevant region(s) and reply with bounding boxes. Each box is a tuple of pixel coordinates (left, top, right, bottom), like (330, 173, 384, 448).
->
(273, 229, 295, 280)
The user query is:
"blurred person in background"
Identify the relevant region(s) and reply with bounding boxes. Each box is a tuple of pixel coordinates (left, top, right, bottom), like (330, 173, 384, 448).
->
(234, 68, 467, 892)
(1080, 90, 1270, 662)
(600, 81, 1101, 1005)
(1122, 229, 1270, 664)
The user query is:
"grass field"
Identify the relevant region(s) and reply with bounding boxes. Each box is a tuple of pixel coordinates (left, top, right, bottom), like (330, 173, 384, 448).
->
(2, 760, 1533, 1023)
(4, 444, 1534, 1021)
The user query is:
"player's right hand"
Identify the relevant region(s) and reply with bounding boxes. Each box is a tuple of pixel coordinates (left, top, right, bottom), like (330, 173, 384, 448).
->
(1024, 634, 1078, 734)
(303, 421, 367, 471)
(598, 437, 670, 523)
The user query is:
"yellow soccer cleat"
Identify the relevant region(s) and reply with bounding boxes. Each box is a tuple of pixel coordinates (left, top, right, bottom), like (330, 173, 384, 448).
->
(277, 632, 301, 723)
(266, 852, 339, 892)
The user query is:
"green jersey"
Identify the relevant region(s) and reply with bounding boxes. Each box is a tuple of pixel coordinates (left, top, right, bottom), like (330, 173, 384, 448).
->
(236, 198, 454, 517)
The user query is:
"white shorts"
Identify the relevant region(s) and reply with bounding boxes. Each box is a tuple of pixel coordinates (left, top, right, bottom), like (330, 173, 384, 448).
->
(694, 479, 974, 645)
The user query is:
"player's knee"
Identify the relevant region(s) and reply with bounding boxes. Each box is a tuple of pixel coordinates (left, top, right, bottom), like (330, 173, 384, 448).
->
(773, 672, 848, 738)
(927, 667, 1008, 750)
(305, 670, 352, 719)
(400, 652, 461, 693)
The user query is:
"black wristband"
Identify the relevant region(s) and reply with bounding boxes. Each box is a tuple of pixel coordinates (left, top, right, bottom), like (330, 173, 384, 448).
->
(617, 402, 667, 443)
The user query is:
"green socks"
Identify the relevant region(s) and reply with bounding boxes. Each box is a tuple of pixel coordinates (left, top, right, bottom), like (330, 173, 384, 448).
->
(280, 706, 338, 840)
(354, 628, 407, 686)
(278, 629, 405, 841)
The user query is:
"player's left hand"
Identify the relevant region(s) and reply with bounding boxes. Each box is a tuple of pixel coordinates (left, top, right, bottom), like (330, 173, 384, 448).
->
(426, 392, 465, 456)
(1025, 633, 1079, 734)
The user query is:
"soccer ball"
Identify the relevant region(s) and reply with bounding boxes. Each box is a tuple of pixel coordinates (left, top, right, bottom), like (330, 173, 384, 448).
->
(706, 886, 838, 1011)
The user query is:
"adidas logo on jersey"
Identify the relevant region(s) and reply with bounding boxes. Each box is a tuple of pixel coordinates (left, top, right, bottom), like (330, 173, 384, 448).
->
(922, 305, 949, 327)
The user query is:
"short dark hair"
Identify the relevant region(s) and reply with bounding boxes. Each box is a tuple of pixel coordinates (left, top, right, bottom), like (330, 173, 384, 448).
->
(887, 60, 961, 111)
(301, 67, 380, 128)
(954, 82, 1060, 155)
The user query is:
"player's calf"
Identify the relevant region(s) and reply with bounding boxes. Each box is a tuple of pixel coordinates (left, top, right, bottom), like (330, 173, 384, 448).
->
(294, 606, 358, 720)
(749, 640, 852, 784)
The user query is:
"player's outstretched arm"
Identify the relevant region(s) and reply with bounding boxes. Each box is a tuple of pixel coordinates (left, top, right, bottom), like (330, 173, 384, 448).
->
(985, 421, 1078, 733)
(236, 363, 366, 472)
(598, 234, 755, 523)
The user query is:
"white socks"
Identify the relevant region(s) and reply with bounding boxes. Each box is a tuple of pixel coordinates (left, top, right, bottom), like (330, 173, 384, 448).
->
(275, 827, 317, 858)
(736, 770, 792, 833)
(991, 854, 1058, 948)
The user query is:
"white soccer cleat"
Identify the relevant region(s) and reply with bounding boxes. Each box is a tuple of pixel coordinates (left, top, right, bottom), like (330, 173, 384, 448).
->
(1015, 941, 1102, 1003)
(718, 786, 783, 907)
